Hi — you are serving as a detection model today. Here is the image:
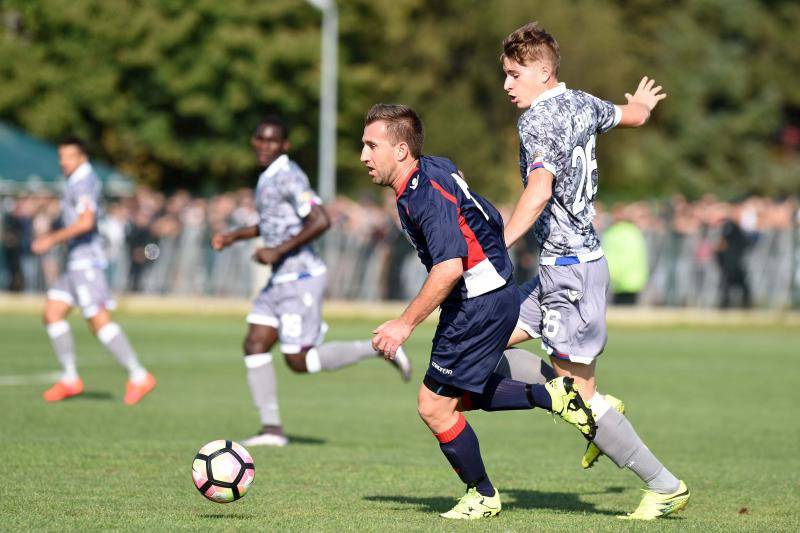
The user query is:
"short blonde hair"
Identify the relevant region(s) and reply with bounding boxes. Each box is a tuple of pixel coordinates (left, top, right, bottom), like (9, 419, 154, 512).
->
(501, 22, 560, 75)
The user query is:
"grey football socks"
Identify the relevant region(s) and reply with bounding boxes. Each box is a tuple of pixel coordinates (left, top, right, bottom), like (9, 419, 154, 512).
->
(244, 353, 282, 427)
(46, 321, 78, 382)
(495, 348, 680, 494)
(304, 340, 378, 373)
(588, 394, 680, 494)
(494, 348, 555, 384)
(96, 322, 148, 383)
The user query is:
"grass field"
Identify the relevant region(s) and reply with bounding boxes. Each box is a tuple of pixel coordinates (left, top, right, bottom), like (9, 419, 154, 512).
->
(2, 310, 799, 531)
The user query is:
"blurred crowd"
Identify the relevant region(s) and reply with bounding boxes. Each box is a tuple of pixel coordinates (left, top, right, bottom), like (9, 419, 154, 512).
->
(1, 188, 798, 308)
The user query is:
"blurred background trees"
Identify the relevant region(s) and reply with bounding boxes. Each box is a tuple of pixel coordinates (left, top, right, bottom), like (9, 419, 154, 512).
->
(1, 0, 798, 199)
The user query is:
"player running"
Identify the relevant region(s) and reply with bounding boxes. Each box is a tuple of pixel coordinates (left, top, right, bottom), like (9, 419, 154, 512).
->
(33, 137, 156, 405)
(212, 115, 411, 448)
(499, 22, 689, 520)
(363, 103, 595, 520)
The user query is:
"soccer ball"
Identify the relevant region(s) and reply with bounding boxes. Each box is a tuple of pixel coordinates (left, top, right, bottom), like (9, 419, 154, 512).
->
(192, 440, 255, 503)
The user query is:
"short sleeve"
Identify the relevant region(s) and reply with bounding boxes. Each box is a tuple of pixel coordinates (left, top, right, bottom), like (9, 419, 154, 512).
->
(70, 178, 99, 214)
(279, 170, 322, 218)
(519, 116, 562, 177)
(589, 93, 621, 134)
(410, 182, 467, 265)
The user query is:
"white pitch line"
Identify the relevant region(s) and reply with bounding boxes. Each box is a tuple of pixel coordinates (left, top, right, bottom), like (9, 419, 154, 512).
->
(0, 372, 60, 386)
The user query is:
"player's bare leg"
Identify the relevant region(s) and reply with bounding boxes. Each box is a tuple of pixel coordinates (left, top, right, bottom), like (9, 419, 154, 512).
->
(418, 384, 501, 520)
(241, 324, 286, 447)
(42, 299, 83, 402)
(549, 356, 687, 518)
(88, 308, 154, 405)
(506, 326, 533, 347)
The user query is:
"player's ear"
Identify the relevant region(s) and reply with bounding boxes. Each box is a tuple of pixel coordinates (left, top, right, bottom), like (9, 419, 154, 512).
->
(395, 142, 409, 161)
(540, 63, 551, 83)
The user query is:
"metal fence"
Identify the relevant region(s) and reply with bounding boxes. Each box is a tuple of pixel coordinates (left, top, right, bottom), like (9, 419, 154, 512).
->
(2, 195, 798, 309)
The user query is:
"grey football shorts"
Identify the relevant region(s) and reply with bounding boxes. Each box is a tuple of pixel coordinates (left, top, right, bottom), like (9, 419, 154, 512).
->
(246, 272, 327, 354)
(517, 257, 609, 364)
(47, 268, 116, 319)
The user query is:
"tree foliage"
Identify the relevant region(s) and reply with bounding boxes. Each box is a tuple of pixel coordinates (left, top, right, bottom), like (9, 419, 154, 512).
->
(1, 0, 798, 199)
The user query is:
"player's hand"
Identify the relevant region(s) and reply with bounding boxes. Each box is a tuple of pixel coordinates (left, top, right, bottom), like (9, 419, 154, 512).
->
(625, 76, 667, 111)
(372, 319, 413, 360)
(211, 233, 233, 251)
(31, 235, 53, 255)
(252, 247, 282, 265)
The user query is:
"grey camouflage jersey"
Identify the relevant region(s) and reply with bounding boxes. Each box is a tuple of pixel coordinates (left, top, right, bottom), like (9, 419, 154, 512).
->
(255, 154, 325, 281)
(518, 83, 621, 261)
(62, 162, 107, 270)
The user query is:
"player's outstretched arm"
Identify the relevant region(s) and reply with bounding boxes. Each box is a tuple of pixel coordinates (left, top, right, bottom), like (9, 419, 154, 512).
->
(504, 168, 554, 248)
(252, 204, 330, 265)
(372, 258, 463, 359)
(31, 209, 95, 255)
(618, 76, 667, 128)
(211, 224, 259, 251)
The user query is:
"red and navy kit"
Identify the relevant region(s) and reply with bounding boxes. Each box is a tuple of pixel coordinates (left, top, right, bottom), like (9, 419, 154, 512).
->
(396, 155, 519, 393)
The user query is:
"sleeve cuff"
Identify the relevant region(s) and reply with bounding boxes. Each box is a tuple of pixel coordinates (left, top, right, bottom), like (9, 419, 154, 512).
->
(528, 160, 557, 175)
(611, 105, 623, 128)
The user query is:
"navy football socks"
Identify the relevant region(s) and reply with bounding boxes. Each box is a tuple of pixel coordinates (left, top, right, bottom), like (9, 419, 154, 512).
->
(435, 414, 495, 497)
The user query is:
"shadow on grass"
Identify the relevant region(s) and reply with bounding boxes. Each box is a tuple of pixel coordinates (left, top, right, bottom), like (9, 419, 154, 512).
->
(365, 486, 630, 517)
(285, 434, 326, 445)
(73, 390, 115, 401)
(197, 513, 252, 519)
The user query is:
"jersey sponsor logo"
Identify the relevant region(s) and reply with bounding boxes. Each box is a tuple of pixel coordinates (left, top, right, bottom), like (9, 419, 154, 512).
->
(431, 361, 453, 375)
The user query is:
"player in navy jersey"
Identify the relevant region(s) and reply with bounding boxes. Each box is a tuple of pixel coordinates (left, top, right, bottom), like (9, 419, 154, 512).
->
(212, 115, 410, 447)
(499, 22, 689, 520)
(363, 103, 595, 520)
(32, 137, 156, 405)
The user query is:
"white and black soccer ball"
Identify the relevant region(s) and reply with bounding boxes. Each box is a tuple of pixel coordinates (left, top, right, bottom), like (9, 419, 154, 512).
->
(192, 440, 255, 503)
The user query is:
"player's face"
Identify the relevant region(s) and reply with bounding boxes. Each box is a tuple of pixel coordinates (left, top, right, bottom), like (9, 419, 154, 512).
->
(361, 121, 398, 186)
(58, 145, 87, 177)
(502, 57, 550, 108)
(251, 125, 289, 167)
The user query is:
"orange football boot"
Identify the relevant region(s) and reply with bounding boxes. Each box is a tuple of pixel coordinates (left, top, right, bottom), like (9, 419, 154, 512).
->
(123, 373, 156, 405)
(43, 378, 84, 402)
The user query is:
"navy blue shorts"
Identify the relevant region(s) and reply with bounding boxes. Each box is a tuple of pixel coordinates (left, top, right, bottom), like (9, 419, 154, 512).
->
(426, 282, 520, 394)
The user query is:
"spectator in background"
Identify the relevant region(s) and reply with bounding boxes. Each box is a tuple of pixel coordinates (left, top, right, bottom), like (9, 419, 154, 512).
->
(126, 207, 156, 292)
(2, 198, 25, 291)
(716, 204, 752, 308)
(603, 204, 649, 305)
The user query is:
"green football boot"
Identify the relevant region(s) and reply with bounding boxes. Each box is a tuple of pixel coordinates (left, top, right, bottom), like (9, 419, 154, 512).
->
(544, 376, 597, 440)
(582, 394, 626, 469)
(618, 480, 690, 520)
(440, 487, 501, 520)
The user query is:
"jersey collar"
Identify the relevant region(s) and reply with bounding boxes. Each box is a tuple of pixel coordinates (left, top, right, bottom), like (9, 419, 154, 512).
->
(529, 82, 567, 108)
(261, 154, 290, 179)
(67, 162, 93, 184)
(395, 163, 419, 199)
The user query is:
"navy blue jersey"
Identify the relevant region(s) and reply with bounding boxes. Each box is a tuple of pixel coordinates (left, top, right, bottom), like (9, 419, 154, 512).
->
(396, 155, 513, 303)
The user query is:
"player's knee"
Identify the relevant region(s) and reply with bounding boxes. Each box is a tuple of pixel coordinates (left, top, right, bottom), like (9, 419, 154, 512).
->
(283, 353, 308, 373)
(243, 335, 269, 356)
(43, 308, 64, 325)
(417, 394, 444, 426)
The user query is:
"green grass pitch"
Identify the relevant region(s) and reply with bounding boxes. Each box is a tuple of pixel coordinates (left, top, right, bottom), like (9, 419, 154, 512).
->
(1, 311, 798, 531)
